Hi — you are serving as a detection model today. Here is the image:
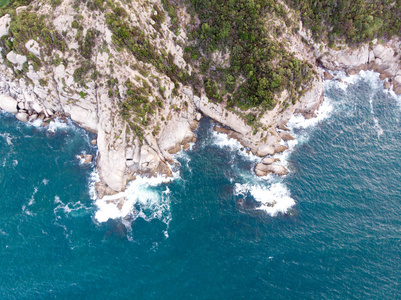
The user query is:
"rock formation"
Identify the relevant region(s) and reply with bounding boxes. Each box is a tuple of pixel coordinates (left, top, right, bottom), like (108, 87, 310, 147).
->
(0, 0, 399, 200)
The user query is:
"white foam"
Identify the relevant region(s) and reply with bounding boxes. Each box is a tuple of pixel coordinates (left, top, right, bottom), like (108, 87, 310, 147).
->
(94, 175, 172, 225)
(287, 98, 334, 132)
(234, 182, 295, 216)
(211, 129, 259, 162)
(0, 132, 13, 145)
(30, 118, 43, 128)
(369, 95, 384, 137)
(47, 119, 69, 133)
(42, 178, 49, 185)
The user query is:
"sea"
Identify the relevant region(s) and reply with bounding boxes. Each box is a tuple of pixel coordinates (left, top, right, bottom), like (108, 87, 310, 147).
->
(0, 71, 400, 299)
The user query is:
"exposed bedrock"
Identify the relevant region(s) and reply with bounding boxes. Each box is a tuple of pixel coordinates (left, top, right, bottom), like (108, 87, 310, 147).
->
(318, 39, 401, 94)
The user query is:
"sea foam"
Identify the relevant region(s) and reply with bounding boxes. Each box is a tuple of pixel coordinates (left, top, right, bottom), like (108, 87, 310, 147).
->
(94, 175, 172, 226)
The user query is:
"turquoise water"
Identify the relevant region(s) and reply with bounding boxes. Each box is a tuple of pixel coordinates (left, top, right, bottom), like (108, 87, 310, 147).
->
(1, 72, 401, 299)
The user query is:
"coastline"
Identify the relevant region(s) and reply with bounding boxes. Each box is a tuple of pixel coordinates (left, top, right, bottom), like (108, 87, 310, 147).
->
(0, 1, 401, 220)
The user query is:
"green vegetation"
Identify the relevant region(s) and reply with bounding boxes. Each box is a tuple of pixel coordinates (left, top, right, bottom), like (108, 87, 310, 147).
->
(285, 0, 401, 45)
(184, 0, 314, 113)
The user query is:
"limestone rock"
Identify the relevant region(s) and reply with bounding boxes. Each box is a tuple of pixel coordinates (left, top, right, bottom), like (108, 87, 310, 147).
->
(6, 51, 27, 70)
(158, 118, 193, 154)
(0, 94, 18, 113)
(0, 14, 10, 38)
(25, 40, 41, 57)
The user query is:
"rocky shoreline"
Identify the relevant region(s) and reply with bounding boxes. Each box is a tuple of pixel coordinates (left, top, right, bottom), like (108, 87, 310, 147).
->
(0, 1, 401, 206)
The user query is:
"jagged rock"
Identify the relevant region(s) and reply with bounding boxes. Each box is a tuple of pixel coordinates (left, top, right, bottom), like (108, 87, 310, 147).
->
(46, 108, 54, 116)
(16, 112, 29, 122)
(275, 145, 288, 153)
(168, 144, 181, 154)
(384, 81, 391, 89)
(256, 144, 275, 157)
(29, 114, 38, 121)
(183, 143, 190, 150)
(95, 182, 118, 199)
(261, 157, 279, 165)
(277, 122, 289, 131)
(379, 73, 387, 80)
(324, 71, 334, 80)
(17, 102, 25, 110)
(0, 94, 18, 113)
(279, 132, 295, 141)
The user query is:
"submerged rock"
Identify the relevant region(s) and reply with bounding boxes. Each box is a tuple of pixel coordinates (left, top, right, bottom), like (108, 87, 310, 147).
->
(84, 154, 93, 164)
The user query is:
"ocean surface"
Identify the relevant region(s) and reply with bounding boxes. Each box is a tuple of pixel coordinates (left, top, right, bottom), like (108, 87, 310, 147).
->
(1, 71, 401, 299)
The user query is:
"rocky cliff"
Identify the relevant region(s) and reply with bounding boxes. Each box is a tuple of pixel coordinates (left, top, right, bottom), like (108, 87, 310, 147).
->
(0, 0, 399, 201)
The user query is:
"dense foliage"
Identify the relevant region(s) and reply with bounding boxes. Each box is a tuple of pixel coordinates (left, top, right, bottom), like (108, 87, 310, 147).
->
(286, 0, 401, 45)
(184, 0, 314, 111)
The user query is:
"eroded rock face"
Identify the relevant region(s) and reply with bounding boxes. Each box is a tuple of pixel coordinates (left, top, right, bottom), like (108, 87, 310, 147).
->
(318, 40, 401, 94)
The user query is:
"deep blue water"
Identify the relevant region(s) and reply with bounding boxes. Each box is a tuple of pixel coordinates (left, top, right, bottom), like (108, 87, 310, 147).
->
(1, 72, 401, 299)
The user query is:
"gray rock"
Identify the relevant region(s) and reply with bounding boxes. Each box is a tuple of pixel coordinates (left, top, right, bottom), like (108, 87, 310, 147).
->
(16, 112, 29, 122)
(29, 113, 38, 121)
(0, 94, 18, 113)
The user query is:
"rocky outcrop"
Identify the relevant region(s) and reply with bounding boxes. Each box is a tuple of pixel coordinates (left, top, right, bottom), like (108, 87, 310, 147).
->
(318, 39, 401, 94)
(0, 94, 18, 113)
(255, 163, 287, 176)
(0, 14, 10, 38)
